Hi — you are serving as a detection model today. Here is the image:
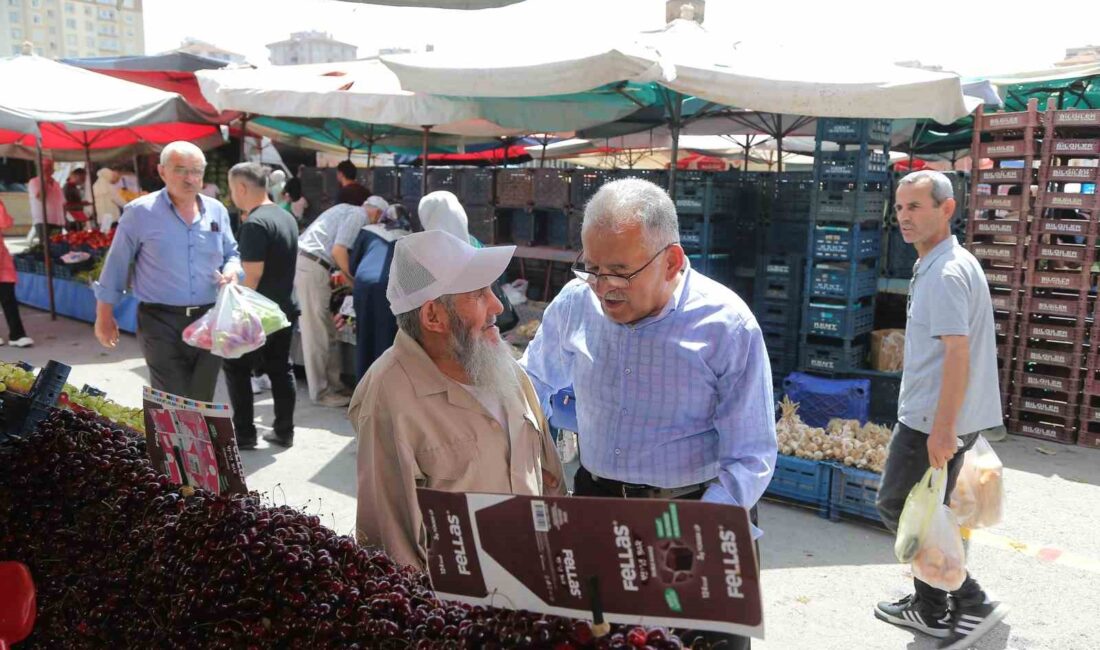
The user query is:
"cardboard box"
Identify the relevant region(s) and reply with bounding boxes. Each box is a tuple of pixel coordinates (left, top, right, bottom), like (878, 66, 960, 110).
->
(870, 329, 905, 372)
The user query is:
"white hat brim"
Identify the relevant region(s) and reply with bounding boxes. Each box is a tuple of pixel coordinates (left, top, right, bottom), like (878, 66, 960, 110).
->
(441, 244, 516, 297)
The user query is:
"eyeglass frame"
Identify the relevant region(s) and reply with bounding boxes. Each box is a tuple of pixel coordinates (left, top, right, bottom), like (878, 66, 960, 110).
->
(571, 242, 679, 289)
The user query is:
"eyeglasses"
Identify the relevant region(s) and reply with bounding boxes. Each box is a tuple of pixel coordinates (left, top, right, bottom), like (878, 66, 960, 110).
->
(170, 166, 206, 178)
(571, 243, 677, 289)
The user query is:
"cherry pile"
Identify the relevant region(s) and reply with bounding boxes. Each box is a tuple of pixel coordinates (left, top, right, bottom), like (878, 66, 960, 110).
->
(0, 410, 692, 649)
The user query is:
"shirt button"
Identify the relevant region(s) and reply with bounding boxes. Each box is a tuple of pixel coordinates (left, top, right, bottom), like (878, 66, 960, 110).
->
(621, 408, 627, 415)
(614, 448, 621, 455)
(624, 368, 632, 375)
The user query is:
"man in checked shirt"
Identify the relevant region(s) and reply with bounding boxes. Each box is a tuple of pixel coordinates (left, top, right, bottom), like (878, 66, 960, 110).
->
(520, 178, 776, 649)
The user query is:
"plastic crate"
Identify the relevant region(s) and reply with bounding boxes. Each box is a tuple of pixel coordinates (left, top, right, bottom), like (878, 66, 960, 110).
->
(814, 188, 887, 224)
(614, 169, 669, 187)
(764, 455, 833, 518)
(427, 168, 459, 194)
(542, 209, 571, 248)
(532, 169, 570, 208)
(399, 168, 424, 202)
(800, 340, 867, 374)
(757, 300, 801, 337)
(829, 464, 883, 524)
(782, 371, 870, 427)
(679, 217, 733, 252)
(818, 118, 892, 145)
(884, 227, 917, 278)
(567, 210, 584, 250)
(496, 170, 534, 208)
(810, 263, 878, 301)
(569, 169, 611, 209)
(507, 208, 543, 246)
(466, 206, 496, 246)
(761, 219, 812, 256)
(805, 302, 875, 339)
(812, 224, 882, 261)
(817, 149, 890, 184)
(688, 253, 735, 287)
(457, 169, 494, 206)
(673, 172, 739, 216)
(843, 370, 901, 426)
(754, 254, 804, 303)
(369, 168, 401, 201)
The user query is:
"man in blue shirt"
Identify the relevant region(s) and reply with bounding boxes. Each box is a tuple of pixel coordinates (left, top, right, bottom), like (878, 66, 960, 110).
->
(520, 178, 776, 649)
(93, 141, 241, 402)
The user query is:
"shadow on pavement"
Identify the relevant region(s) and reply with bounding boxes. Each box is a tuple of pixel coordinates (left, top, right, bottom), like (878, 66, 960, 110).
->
(759, 501, 895, 570)
(904, 622, 1012, 650)
(996, 434, 1100, 488)
(308, 437, 358, 499)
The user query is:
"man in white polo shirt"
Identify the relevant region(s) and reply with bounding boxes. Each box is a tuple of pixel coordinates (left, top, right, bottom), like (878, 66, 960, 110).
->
(874, 171, 1008, 650)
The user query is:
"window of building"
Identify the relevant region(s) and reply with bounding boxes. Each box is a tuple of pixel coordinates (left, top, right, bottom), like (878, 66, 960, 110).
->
(122, 0, 135, 7)
(32, 14, 41, 24)
(98, 8, 115, 19)
(11, 26, 21, 38)
(85, 35, 94, 47)
(11, 45, 21, 55)
(65, 3, 74, 13)
(9, 11, 18, 21)
(8, 0, 19, 7)
(84, 6, 92, 15)
(98, 37, 118, 50)
(96, 0, 114, 4)
(123, 14, 134, 24)
(65, 34, 76, 46)
(30, 0, 40, 7)
(46, 8, 53, 17)
(47, 26, 55, 34)
(125, 28, 133, 37)
(64, 18, 76, 29)
(85, 20, 92, 30)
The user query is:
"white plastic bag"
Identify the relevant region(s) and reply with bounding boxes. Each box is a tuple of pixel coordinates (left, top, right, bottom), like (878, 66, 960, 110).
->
(183, 285, 290, 359)
(900, 467, 967, 591)
(895, 467, 942, 563)
(502, 279, 529, 306)
(950, 436, 1004, 529)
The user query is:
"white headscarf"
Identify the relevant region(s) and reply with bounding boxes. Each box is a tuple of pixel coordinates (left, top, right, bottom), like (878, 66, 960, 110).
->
(418, 191, 469, 242)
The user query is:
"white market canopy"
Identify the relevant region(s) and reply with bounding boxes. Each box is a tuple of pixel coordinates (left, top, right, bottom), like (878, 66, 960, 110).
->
(195, 58, 649, 137)
(382, 19, 978, 124)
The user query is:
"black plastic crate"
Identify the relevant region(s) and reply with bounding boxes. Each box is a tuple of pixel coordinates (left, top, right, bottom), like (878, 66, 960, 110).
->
(508, 208, 544, 246)
(760, 219, 813, 255)
(567, 210, 584, 250)
(758, 299, 801, 335)
(817, 149, 890, 184)
(457, 169, 494, 206)
(754, 254, 804, 303)
(673, 172, 738, 216)
(884, 227, 918, 278)
(369, 168, 401, 201)
(818, 118, 892, 145)
(688, 252, 735, 286)
(814, 187, 888, 224)
(466, 206, 496, 246)
(804, 301, 875, 339)
(810, 263, 878, 301)
(842, 370, 902, 426)
(533, 169, 571, 208)
(496, 170, 534, 208)
(427, 168, 459, 194)
(569, 169, 611, 209)
(800, 340, 868, 374)
(614, 169, 669, 187)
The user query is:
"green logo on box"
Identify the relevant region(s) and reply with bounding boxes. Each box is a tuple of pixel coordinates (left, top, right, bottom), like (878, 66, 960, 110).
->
(665, 588, 683, 612)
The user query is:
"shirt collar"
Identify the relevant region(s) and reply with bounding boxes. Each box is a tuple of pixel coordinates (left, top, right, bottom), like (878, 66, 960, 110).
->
(629, 257, 691, 329)
(913, 235, 958, 277)
(156, 188, 208, 222)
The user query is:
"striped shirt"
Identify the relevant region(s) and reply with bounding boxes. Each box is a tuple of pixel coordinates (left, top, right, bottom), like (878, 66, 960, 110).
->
(520, 266, 777, 535)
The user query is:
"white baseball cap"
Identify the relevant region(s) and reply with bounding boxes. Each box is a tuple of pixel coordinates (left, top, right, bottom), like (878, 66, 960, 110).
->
(387, 229, 515, 315)
(363, 195, 390, 212)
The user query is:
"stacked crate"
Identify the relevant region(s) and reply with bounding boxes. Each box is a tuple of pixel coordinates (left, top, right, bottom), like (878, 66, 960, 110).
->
(753, 253, 804, 383)
(672, 170, 737, 286)
(799, 119, 892, 374)
(458, 169, 496, 245)
(1010, 102, 1100, 444)
(494, 169, 535, 245)
(758, 172, 815, 257)
(965, 99, 1042, 411)
(1083, 308, 1100, 449)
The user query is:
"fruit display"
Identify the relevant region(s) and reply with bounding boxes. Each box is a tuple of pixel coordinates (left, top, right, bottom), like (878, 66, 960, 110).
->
(775, 396, 890, 473)
(0, 362, 36, 394)
(1, 363, 144, 433)
(0, 409, 690, 649)
(50, 229, 115, 252)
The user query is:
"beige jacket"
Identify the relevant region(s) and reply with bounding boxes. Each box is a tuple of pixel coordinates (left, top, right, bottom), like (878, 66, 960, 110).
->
(350, 330, 565, 570)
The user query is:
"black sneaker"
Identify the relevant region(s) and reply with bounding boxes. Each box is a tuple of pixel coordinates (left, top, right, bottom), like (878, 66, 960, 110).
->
(263, 432, 293, 449)
(874, 594, 952, 638)
(938, 599, 1008, 650)
(237, 437, 257, 451)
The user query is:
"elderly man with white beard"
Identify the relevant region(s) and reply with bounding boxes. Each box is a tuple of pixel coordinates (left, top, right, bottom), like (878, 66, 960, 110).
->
(349, 229, 565, 569)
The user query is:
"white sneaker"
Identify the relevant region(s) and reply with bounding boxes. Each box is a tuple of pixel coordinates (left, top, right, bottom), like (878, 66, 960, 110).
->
(258, 374, 272, 391)
(250, 376, 265, 395)
(8, 337, 33, 348)
(0, 337, 4, 345)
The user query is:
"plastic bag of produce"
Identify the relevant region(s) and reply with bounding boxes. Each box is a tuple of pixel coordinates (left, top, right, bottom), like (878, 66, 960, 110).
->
(912, 502, 968, 592)
(894, 467, 943, 563)
(950, 435, 1004, 529)
(183, 285, 284, 359)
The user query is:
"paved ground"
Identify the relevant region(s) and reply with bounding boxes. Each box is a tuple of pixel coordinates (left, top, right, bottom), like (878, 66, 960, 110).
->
(4, 303, 1100, 650)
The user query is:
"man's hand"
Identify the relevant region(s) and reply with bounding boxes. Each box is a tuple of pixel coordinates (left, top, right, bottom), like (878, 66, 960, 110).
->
(217, 269, 239, 287)
(927, 427, 958, 469)
(95, 312, 119, 348)
(542, 468, 560, 490)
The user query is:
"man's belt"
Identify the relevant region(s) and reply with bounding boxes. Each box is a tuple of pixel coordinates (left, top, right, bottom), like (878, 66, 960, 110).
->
(589, 472, 711, 499)
(141, 302, 214, 317)
(299, 250, 335, 273)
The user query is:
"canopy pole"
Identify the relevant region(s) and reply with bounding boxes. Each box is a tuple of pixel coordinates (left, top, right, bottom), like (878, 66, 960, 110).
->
(84, 144, 98, 228)
(743, 135, 752, 169)
(539, 134, 549, 169)
(667, 91, 683, 200)
(239, 114, 250, 162)
(367, 125, 375, 170)
(421, 126, 432, 198)
(35, 141, 56, 319)
(775, 115, 784, 175)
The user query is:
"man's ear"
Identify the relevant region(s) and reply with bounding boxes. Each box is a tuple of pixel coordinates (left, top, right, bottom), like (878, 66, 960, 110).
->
(420, 300, 448, 335)
(665, 244, 686, 280)
(941, 197, 957, 222)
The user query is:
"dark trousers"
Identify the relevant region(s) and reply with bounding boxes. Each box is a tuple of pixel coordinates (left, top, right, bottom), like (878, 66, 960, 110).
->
(0, 283, 26, 341)
(137, 304, 221, 402)
(33, 223, 63, 243)
(876, 422, 985, 612)
(223, 321, 297, 443)
(574, 466, 756, 650)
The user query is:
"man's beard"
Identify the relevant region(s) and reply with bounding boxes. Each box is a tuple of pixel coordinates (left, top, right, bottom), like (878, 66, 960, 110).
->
(444, 304, 517, 397)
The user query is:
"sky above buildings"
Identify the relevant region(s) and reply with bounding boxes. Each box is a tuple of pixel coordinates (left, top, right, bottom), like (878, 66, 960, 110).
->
(143, 0, 1100, 76)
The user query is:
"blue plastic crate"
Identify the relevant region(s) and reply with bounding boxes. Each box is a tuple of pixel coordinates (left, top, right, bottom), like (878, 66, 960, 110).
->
(369, 168, 401, 200)
(466, 206, 496, 246)
(549, 386, 578, 432)
(457, 169, 495, 206)
(782, 371, 871, 427)
(427, 168, 459, 194)
(814, 188, 888, 224)
(829, 463, 884, 525)
(541, 209, 571, 248)
(762, 219, 812, 256)
(758, 299, 801, 333)
(507, 208, 543, 246)
(679, 217, 733, 251)
(805, 302, 875, 339)
(764, 455, 833, 518)
(818, 118, 892, 145)
(817, 149, 890, 184)
(810, 264, 878, 301)
(812, 224, 882, 261)
(688, 252, 734, 286)
(800, 341, 867, 374)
